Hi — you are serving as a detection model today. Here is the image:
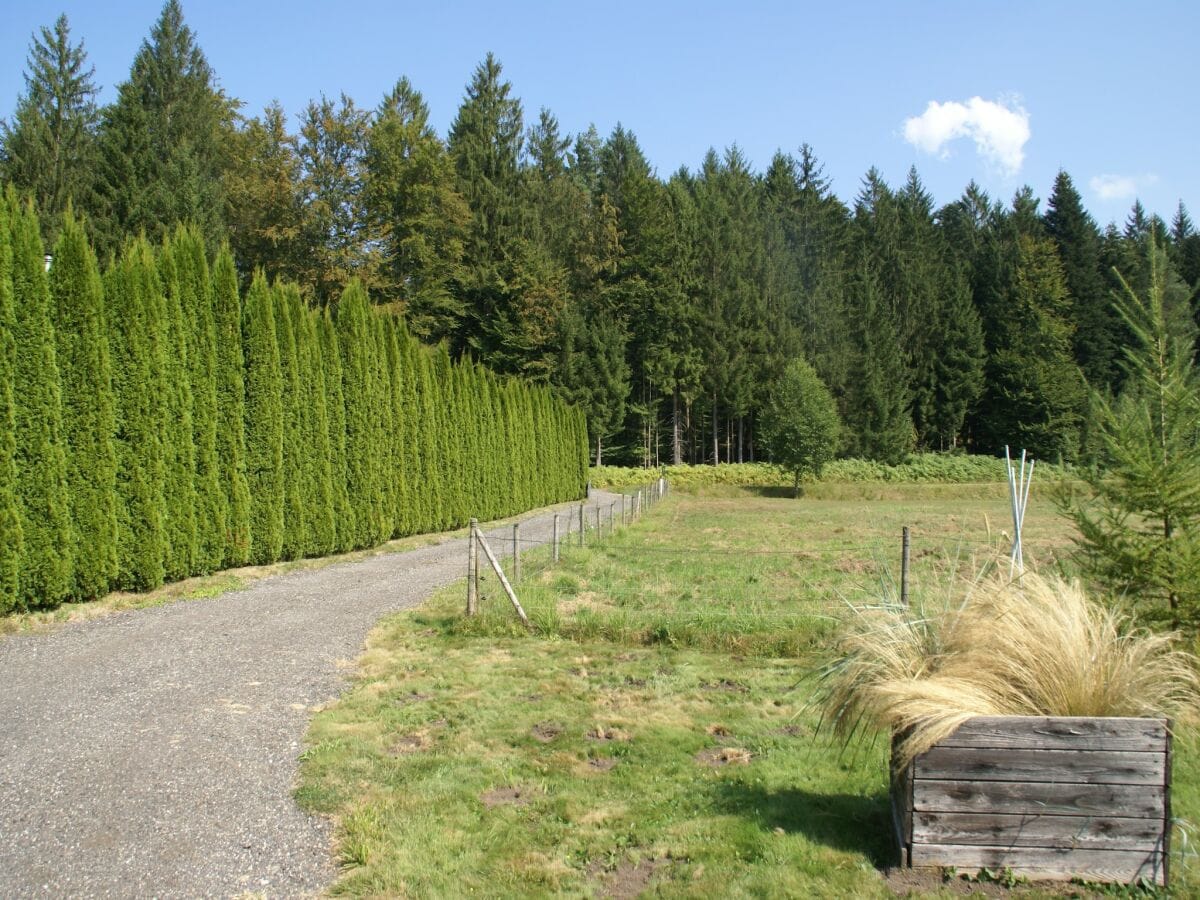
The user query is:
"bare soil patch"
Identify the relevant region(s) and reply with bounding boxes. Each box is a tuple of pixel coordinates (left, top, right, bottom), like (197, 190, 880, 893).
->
(695, 747, 752, 767)
(480, 786, 542, 808)
(531, 722, 563, 742)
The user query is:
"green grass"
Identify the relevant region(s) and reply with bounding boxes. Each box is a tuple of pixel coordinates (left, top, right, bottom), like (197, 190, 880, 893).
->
(297, 486, 1197, 897)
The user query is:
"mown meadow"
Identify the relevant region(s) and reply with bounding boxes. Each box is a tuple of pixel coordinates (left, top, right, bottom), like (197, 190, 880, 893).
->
(296, 476, 1200, 897)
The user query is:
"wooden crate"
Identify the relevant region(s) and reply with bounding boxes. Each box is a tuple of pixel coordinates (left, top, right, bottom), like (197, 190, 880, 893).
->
(891, 716, 1172, 885)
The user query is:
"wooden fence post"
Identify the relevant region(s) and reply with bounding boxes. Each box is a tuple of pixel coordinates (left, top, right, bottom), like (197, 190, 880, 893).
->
(621, 493, 626, 525)
(595, 505, 601, 537)
(609, 502, 615, 532)
(552, 513, 560, 563)
(900, 526, 911, 607)
(579, 502, 585, 547)
(513, 523, 521, 584)
(475, 529, 531, 629)
(467, 518, 478, 616)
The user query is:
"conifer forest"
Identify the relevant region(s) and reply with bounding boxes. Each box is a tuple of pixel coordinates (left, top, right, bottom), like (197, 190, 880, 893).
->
(3, 3, 1200, 609)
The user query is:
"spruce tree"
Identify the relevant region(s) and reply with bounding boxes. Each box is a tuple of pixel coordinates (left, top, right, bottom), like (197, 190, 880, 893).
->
(166, 225, 224, 573)
(242, 272, 283, 564)
(0, 197, 25, 612)
(847, 265, 912, 463)
(1059, 238, 1200, 625)
(93, 0, 234, 257)
(8, 195, 73, 607)
(211, 247, 251, 565)
(1045, 171, 1117, 389)
(106, 238, 167, 590)
(1, 15, 100, 243)
(49, 210, 118, 599)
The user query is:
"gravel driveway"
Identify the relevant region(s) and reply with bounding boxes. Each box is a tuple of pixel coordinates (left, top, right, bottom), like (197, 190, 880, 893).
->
(0, 490, 624, 898)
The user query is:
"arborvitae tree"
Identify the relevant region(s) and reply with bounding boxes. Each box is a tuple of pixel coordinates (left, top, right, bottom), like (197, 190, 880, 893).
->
(381, 319, 407, 536)
(242, 271, 283, 563)
(93, 0, 235, 257)
(412, 348, 445, 527)
(49, 210, 117, 599)
(847, 265, 912, 463)
(296, 305, 336, 556)
(0, 198, 25, 612)
(274, 282, 306, 560)
(166, 225, 224, 573)
(157, 238, 197, 579)
(210, 247, 251, 564)
(1044, 171, 1117, 389)
(365, 78, 469, 340)
(8, 195, 72, 607)
(1, 15, 99, 244)
(319, 311, 355, 551)
(337, 281, 386, 547)
(106, 237, 167, 591)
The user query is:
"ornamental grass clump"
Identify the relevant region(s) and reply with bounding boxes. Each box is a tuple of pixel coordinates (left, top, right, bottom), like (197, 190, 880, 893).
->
(816, 571, 1200, 771)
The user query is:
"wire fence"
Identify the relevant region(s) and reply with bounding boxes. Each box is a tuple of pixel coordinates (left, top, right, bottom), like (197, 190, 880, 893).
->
(464, 477, 1063, 632)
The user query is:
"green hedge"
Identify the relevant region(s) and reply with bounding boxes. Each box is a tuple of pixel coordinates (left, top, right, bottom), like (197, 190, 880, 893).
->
(0, 199, 587, 613)
(591, 454, 1068, 491)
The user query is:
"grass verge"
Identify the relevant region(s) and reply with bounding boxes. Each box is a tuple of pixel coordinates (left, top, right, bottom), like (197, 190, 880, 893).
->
(294, 487, 1200, 897)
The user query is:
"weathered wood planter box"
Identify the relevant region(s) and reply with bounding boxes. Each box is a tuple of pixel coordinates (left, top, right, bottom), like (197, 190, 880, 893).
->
(891, 716, 1172, 886)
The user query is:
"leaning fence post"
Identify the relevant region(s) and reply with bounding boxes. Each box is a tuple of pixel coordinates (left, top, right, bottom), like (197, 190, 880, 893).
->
(467, 518, 479, 616)
(553, 513, 560, 563)
(513, 522, 521, 584)
(900, 526, 911, 607)
(621, 493, 626, 525)
(579, 502, 586, 547)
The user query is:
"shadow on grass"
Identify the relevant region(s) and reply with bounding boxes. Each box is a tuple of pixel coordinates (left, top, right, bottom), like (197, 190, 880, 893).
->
(712, 781, 895, 866)
(737, 486, 798, 500)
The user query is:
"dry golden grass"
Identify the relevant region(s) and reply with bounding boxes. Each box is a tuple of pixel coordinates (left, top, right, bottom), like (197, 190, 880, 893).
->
(818, 569, 1200, 769)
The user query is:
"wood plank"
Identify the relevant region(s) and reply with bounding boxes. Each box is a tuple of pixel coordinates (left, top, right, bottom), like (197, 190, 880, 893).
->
(937, 716, 1167, 752)
(909, 843, 1165, 885)
(915, 746, 1164, 785)
(914, 779, 1164, 818)
(912, 811, 1164, 851)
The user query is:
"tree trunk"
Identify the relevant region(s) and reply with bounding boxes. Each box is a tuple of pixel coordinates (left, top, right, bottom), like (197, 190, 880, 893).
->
(737, 417, 744, 463)
(672, 391, 682, 466)
(711, 393, 719, 465)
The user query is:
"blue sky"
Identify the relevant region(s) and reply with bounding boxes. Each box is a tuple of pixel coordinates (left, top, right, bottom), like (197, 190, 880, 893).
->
(3, 0, 1196, 226)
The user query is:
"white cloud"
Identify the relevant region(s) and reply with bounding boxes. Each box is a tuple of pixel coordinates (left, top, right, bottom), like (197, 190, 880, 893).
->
(902, 96, 1030, 176)
(1089, 173, 1159, 202)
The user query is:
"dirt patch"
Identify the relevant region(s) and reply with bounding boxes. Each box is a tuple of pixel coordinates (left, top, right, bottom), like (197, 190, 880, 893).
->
(695, 747, 753, 767)
(589, 857, 669, 899)
(531, 722, 563, 743)
(883, 867, 1107, 897)
(587, 757, 618, 772)
(480, 786, 541, 809)
(700, 679, 749, 693)
(705, 723, 732, 738)
(391, 691, 432, 706)
(587, 726, 631, 742)
(622, 676, 647, 687)
(387, 731, 433, 755)
(778, 724, 809, 737)
(834, 557, 873, 574)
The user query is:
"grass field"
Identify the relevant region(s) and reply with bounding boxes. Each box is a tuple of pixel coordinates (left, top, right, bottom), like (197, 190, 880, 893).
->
(297, 484, 1199, 897)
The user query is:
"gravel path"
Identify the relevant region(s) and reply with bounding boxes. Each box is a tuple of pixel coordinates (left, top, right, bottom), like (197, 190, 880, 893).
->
(0, 490, 625, 899)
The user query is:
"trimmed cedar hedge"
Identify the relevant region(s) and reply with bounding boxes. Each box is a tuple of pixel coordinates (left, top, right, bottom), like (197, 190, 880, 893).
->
(892, 716, 1171, 886)
(0, 193, 587, 613)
